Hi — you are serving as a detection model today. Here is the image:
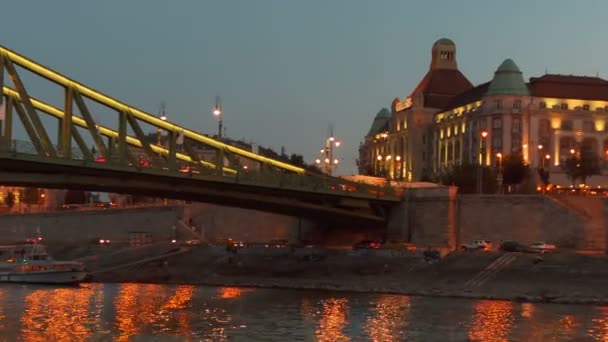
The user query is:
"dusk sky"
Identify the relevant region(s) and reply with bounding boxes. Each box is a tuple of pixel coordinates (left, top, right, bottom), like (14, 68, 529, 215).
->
(2, 1, 608, 174)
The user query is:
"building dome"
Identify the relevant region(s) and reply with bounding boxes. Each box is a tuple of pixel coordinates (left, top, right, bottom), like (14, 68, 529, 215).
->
(486, 58, 530, 96)
(367, 108, 390, 136)
(433, 38, 455, 47)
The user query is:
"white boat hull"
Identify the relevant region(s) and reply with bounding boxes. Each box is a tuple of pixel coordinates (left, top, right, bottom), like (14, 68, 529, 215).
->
(0, 270, 88, 284)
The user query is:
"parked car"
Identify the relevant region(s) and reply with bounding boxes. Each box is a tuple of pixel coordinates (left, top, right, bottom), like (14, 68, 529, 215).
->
(353, 240, 382, 250)
(461, 240, 492, 252)
(498, 241, 535, 253)
(529, 242, 556, 254)
(381, 241, 417, 251)
(265, 239, 288, 248)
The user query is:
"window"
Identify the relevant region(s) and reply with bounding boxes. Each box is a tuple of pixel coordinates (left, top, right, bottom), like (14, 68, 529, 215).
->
(422, 134, 426, 144)
(494, 100, 502, 110)
(561, 120, 573, 131)
(583, 121, 595, 132)
(561, 103, 569, 110)
(511, 135, 522, 153)
(512, 117, 521, 132)
(513, 100, 522, 110)
(492, 118, 502, 129)
(540, 101, 547, 109)
(539, 119, 551, 136)
(454, 125, 459, 135)
(492, 135, 502, 149)
(583, 104, 590, 111)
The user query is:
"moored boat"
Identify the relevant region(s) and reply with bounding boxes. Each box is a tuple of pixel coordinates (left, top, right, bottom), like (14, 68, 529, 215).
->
(0, 239, 87, 284)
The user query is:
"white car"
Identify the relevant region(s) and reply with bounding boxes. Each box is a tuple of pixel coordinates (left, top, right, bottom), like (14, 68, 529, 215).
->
(461, 240, 492, 252)
(529, 242, 556, 253)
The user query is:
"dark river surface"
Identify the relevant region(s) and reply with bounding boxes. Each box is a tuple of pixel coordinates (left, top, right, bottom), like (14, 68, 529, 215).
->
(0, 283, 607, 341)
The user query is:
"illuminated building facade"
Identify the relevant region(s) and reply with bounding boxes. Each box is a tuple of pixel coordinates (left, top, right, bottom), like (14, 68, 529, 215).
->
(360, 38, 472, 181)
(360, 38, 608, 185)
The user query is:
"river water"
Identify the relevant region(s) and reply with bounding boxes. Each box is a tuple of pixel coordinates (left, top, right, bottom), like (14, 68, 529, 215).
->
(0, 283, 607, 341)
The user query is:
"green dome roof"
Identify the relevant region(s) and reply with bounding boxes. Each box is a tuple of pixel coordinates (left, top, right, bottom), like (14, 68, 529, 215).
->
(496, 58, 520, 73)
(367, 108, 390, 136)
(375, 108, 390, 119)
(433, 38, 455, 47)
(486, 59, 529, 96)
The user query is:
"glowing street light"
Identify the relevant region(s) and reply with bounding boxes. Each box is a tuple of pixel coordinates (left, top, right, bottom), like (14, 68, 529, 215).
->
(478, 130, 488, 193)
(317, 126, 341, 176)
(212, 95, 223, 139)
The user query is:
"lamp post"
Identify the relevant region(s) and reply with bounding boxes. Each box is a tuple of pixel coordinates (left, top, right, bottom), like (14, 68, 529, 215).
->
(316, 128, 341, 176)
(496, 152, 503, 194)
(478, 130, 488, 193)
(157, 102, 167, 146)
(213, 96, 223, 139)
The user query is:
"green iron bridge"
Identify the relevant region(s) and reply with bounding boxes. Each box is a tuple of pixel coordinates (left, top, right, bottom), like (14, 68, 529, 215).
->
(0, 46, 400, 227)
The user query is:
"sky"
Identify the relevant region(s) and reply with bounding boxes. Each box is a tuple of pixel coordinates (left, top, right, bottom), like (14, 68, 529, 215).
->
(2, 0, 608, 175)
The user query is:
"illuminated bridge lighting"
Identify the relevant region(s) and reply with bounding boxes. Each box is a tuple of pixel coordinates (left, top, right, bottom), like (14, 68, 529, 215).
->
(0, 46, 306, 175)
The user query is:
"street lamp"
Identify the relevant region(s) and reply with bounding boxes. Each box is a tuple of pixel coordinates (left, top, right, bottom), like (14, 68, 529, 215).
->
(157, 102, 167, 146)
(317, 127, 341, 176)
(478, 130, 488, 193)
(213, 95, 223, 139)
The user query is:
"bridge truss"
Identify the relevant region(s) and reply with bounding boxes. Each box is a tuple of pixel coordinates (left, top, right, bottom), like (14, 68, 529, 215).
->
(0, 45, 397, 203)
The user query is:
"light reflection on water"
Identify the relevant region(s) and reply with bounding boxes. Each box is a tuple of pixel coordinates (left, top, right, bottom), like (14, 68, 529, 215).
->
(0, 284, 605, 340)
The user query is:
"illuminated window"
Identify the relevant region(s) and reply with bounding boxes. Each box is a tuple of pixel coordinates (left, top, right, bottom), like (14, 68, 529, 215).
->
(561, 103, 569, 110)
(454, 125, 459, 135)
(583, 104, 590, 111)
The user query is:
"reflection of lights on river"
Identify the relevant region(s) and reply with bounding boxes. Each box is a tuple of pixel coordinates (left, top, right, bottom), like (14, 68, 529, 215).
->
(218, 287, 253, 299)
(21, 287, 96, 340)
(520, 303, 534, 318)
(316, 298, 350, 342)
(468, 300, 514, 342)
(364, 295, 410, 341)
(588, 307, 608, 340)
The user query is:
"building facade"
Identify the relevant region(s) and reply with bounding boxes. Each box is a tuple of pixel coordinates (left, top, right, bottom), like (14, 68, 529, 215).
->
(360, 38, 608, 186)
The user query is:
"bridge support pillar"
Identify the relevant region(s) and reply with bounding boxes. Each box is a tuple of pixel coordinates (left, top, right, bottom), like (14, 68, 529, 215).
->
(386, 186, 457, 250)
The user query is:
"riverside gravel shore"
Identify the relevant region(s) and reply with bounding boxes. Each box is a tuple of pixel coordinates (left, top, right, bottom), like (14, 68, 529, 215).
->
(51, 244, 608, 306)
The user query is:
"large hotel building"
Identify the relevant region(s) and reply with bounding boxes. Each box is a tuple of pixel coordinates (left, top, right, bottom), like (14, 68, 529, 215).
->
(359, 38, 608, 186)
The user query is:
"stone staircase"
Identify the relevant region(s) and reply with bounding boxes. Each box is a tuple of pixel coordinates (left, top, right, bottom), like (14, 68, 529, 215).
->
(463, 253, 518, 289)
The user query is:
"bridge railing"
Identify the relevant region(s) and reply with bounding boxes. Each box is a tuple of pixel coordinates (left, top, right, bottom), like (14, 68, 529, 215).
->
(1, 139, 399, 200)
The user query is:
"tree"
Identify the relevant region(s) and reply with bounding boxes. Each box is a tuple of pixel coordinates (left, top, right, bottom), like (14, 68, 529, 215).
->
(5, 192, 15, 208)
(561, 145, 600, 185)
(438, 163, 496, 194)
(501, 154, 528, 186)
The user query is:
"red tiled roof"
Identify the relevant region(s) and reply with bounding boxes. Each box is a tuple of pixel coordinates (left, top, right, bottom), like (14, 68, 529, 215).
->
(442, 81, 491, 111)
(529, 74, 608, 101)
(412, 69, 473, 109)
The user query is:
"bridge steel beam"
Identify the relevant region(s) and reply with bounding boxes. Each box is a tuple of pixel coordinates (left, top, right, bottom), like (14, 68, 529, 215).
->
(3, 95, 12, 141)
(0, 55, 4, 136)
(60, 86, 73, 158)
(72, 88, 108, 159)
(0, 155, 393, 227)
(2, 87, 236, 174)
(11, 99, 44, 154)
(1, 54, 56, 157)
